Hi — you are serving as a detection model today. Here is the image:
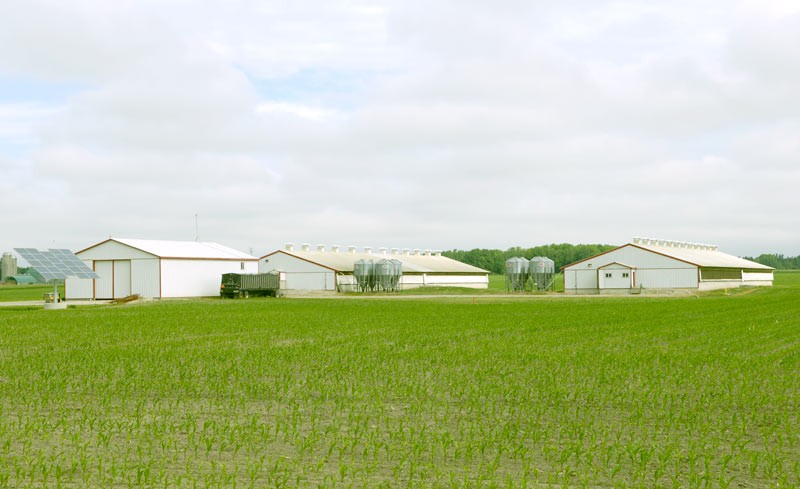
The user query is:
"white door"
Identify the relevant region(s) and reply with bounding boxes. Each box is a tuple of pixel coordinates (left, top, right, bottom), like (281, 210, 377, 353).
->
(94, 261, 114, 299)
(113, 260, 131, 298)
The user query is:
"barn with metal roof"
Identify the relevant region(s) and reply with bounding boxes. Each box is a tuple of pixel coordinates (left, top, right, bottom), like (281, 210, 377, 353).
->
(66, 238, 257, 299)
(260, 244, 489, 292)
(561, 237, 774, 294)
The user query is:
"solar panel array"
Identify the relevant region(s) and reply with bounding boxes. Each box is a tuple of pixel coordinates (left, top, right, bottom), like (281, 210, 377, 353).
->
(14, 248, 100, 281)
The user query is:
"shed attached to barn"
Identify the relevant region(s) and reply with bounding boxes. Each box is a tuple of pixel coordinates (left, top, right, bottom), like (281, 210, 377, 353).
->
(66, 238, 258, 299)
(562, 238, 773, 294)
(260, 244, 489, 292)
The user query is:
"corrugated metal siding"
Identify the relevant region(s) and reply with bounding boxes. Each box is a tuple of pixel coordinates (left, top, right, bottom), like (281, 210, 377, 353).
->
(161, 259, 257, 297)
(94, 261, 114, 299)
(261, 254, 331, 274)
(77, 241, 155, 260)
(405, 274, 489, 287)
(285, 272, 336, 291)
(131, 258, 160, 298)
(113, 260, 132, 298)
(598, 264, 633, 289)
(65, 259, 95, 299)
(564, 246, 698, 292)
(636, 268, 698, 289)
(564, 269, 598, 291)
(261, 253, 336, 290)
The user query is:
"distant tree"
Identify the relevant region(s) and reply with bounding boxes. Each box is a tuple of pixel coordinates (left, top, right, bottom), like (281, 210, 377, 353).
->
(743, 254, 800, 270)
(444, 243, 617, 273)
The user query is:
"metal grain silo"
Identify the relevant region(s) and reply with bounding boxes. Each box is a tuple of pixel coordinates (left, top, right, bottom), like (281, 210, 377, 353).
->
(505, 257, 528, 292)
(529, 256, 555, 291)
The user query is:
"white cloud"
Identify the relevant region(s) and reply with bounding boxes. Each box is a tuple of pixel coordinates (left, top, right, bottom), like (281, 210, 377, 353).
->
(0, 0, 797, 256)
(257, 102, 339, 121)
(0, 103, 60, 145)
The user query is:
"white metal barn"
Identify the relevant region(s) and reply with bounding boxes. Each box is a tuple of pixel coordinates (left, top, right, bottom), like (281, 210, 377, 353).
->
(562, 238, 774, 294)
(260, 244, 489, 292)
(66, 238, 258, 299)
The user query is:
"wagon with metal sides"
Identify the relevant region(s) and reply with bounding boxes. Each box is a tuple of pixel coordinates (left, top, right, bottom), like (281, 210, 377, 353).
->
(220, 272, 280, 298)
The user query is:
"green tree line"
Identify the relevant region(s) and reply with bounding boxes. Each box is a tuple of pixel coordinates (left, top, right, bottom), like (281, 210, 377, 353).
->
(443, 243, 616, 274)
(743, 254, 800, 270)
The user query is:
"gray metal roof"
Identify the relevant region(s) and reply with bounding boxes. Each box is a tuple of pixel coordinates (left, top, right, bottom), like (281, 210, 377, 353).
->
(631, 242, 773, 269)
(563, 241, 773, 270)
(263, 249, 490, 274)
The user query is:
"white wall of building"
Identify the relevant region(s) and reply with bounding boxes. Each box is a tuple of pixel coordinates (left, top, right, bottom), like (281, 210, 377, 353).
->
(68, 240, 257, 299)
(67, 242, 159, 299)
(260, 253, 337, 291)
(401, 274, 489, 289)
(598, 263, 633, 289)
(66, 258, 95, 299)
(742, 271, 774, 287)
(131, 258, 161, 298)
(161, 259, 256, 297)
(564, 246, 698, 293)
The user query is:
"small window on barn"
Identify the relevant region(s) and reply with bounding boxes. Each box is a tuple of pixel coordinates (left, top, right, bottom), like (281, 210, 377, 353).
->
(605, 273, 612, 278)
(240, 262, 245, 270)
(622, 272, 629, 278)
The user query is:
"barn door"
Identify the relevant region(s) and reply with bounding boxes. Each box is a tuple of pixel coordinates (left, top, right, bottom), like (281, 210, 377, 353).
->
(94, 261, 113, 299)
(113, 260, 131, 298)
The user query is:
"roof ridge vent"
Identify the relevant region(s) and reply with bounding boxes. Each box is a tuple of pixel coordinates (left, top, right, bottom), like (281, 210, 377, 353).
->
(633, 237, 718, 251)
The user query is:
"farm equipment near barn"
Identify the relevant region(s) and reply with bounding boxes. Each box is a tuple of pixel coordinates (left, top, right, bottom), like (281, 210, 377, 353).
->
(220, 272, 280, 298)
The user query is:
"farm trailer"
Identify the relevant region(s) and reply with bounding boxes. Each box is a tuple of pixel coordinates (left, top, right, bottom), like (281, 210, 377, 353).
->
(220, 272, 280, 298)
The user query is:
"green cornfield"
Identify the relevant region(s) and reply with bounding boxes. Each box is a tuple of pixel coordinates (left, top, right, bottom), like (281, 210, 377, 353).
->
(0, 273, 798, 487)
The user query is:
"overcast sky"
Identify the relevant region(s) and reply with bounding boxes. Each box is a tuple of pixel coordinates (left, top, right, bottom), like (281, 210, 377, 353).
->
(1, 0, 798, 258)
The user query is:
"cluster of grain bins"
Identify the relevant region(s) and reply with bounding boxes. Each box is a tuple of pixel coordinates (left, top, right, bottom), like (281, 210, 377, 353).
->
(505, 256, 556, 292)
(561, 238, 774, 294)
(353, 258, 403, 292)
(260, 244, 489, 293)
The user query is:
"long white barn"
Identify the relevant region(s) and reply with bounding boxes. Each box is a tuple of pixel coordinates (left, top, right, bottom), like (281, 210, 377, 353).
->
(562, 238, 773, 294)
(260, 244, 489, 292)
(66, 238, 257, 299)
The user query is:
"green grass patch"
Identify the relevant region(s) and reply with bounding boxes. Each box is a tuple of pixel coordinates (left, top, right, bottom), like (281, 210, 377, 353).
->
(0, 283, 63, 302)
(0, 281, 798, 487)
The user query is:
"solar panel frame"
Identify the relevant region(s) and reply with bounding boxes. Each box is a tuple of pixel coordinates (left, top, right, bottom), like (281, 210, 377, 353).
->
(14, 248, 100, 280)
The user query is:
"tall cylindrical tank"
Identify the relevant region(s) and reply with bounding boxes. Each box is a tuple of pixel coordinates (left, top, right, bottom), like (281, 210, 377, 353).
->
(390, 259, 403, 291)
(505, 257, 528, 292)
(374, 259, 393, 291)
(529, 256, 555, 291)
(353, 259, 374, 292)
(1, 252, 17, 281)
